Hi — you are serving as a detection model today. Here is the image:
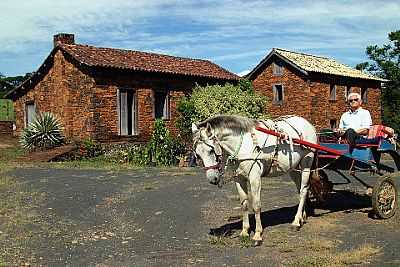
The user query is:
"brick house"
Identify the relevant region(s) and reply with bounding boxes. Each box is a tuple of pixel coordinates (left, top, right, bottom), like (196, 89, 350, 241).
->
(246, 48, 386, 129)
(7, 34, 239, 142)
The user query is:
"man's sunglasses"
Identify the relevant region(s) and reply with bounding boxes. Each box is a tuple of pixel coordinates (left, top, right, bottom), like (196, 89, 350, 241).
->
(348, 98, 359, 103)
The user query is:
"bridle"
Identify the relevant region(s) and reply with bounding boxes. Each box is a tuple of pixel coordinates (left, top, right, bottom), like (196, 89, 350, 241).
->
(193, 134, 224, 173)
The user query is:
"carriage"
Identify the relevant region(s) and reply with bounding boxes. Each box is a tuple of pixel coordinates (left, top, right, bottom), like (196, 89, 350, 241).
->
(255, 125, 400, 219)
(193, 115, 399, 245)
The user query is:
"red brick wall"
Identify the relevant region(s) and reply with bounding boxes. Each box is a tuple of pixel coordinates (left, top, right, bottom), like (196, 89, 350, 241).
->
(14, 50, 96, 140)
(252, 60, 311, 120)
(251, 57, 382, 130)
(14, 51, 231, 142)
(89, 70, 221, 142)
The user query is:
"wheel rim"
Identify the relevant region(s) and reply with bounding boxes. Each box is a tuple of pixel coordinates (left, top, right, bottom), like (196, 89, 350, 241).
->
(377, 181, 396, 215)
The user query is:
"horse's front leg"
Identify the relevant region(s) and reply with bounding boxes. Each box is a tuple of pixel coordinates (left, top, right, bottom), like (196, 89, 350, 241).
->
(235, 180, 250, 238)
(292, 153, 314, 229)
(248, 164, 263, 245)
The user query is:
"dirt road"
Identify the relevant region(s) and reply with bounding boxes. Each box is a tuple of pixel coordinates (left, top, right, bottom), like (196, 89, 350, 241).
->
(1, 167, 399, 266)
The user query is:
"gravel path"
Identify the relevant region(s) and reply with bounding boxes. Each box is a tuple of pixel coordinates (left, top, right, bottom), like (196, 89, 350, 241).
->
(1, 167, 399, 266)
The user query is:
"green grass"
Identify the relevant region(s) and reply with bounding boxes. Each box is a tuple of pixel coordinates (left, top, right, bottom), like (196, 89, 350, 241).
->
(0, 147, 24, 163)
(239, 235, 253, 248)
(47, 155, 145, 171)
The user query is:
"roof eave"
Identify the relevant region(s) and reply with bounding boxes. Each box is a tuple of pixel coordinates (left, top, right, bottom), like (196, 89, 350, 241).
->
(308, 70, 388, 83)
(90, 63, 239, 81)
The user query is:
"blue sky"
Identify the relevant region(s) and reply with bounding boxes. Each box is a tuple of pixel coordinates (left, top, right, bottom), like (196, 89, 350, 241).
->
(1, 0, 400, 77)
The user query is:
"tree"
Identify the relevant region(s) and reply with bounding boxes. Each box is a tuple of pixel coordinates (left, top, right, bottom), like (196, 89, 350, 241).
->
(176, 81, 269, 142)
(0, 72, 32, 98)
(359, 30, 400, 134)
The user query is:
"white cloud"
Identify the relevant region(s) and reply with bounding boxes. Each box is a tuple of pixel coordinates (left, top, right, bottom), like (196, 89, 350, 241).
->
(1, 0, 400, 76)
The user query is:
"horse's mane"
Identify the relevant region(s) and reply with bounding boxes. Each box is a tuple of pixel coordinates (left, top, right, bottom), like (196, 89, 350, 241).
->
(197, 115, 256, 135)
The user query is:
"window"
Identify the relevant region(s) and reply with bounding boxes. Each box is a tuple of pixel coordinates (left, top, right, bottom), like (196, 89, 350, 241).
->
(273, 84, 284, 104)
(329, 84, 336, 101)
(118, 89, 137, 135)
(345, 86, 352, 99)
(25, 102, 36, 127)
(361, 87, 368, 103)
(329, 119, 337, 129)
(154, 91, 170, 119)
(272, 61, 283, 76)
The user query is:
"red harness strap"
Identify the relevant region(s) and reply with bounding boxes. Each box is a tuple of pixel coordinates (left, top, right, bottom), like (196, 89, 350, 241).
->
(203, 164, 220, 171)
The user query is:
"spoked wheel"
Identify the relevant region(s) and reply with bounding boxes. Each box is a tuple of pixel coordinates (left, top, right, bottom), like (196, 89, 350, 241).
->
(372, 176, 398, 219)
(309, 170, 333, 207)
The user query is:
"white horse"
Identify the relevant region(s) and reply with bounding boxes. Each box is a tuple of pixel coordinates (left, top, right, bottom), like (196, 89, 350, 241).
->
(192, 115, 317, 245)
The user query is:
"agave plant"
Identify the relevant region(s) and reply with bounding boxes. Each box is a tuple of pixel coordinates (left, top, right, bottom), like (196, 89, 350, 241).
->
(20, 112, 65, 150)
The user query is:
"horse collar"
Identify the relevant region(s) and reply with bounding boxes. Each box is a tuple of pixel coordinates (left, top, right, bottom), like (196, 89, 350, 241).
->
(228, 131, 244, 160)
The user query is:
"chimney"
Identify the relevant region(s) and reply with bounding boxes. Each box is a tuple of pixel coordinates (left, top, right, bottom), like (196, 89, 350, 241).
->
(53, 33, 75, 47)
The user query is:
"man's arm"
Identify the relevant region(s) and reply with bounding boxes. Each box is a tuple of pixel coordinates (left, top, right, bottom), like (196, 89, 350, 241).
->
(358, 110, 372, 136)
(356, 128, 369, 135)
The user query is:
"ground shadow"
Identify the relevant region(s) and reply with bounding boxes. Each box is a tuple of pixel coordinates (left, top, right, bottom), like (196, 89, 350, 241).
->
(209, 189, 372, 236)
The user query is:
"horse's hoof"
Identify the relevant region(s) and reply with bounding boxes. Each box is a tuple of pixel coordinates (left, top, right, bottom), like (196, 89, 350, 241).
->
(253, 240, 263, 247)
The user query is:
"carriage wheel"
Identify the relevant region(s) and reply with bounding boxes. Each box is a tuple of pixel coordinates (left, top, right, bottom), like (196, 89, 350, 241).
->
(309, 170, 333, 206)
(372, 176, 398, 219)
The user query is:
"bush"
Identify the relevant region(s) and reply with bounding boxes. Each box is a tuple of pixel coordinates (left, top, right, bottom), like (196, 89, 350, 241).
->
(127, 145, 151, 166)
(78, 138, 103, 158)
(79, 120, 184, 166)
(176, 97, 196, 144)
(20, 112, 65, 151)
(176, 81, 268, 141)
(147, 119, 185, 166)
(55, 121, 184, 167)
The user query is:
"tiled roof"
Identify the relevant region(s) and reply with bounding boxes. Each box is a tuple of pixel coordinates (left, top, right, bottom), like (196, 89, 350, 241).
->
(60, 44, 239, 80)
(248, 48, 386, 81)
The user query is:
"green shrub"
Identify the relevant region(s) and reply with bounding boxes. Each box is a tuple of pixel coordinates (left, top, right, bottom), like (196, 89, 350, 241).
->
(147, 119, 185, 166)
(78, 138, 103, 158)
(102, 144, 150, 165)
(176, 81, 269, 141)
(98, 120, 184, 166)
(56, 121, 184, 166)
(127, 145, 151, 166)
(20, 112, 65, 151)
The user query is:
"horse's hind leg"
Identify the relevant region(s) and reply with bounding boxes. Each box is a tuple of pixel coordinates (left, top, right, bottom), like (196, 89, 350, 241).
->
(235, 180, 250, 238)
(291, 152, 314, 229)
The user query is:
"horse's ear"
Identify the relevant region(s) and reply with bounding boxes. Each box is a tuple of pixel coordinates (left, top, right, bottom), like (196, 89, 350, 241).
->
(206, 123, 214, 137)
(191, 123, 199, 133)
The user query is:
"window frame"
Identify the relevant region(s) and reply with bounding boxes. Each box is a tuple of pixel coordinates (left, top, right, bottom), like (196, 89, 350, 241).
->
(25, 101, 36, 128)
(329, 84, 337, 101)
(345, 85, 352, 99)
(272, 61, 283, 76)
(361, 87, 368, 103)
(117, 88, 138, 136)
(272, 84, 284, 105)
(153, 90, 171, 120)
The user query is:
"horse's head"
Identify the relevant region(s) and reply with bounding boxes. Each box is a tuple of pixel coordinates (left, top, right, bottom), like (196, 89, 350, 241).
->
(192, 122, 223, 186)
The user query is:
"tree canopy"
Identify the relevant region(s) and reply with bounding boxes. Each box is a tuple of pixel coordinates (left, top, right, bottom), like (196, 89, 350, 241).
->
(357, 30, 400, 134)
(0, 73, 32, 98)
